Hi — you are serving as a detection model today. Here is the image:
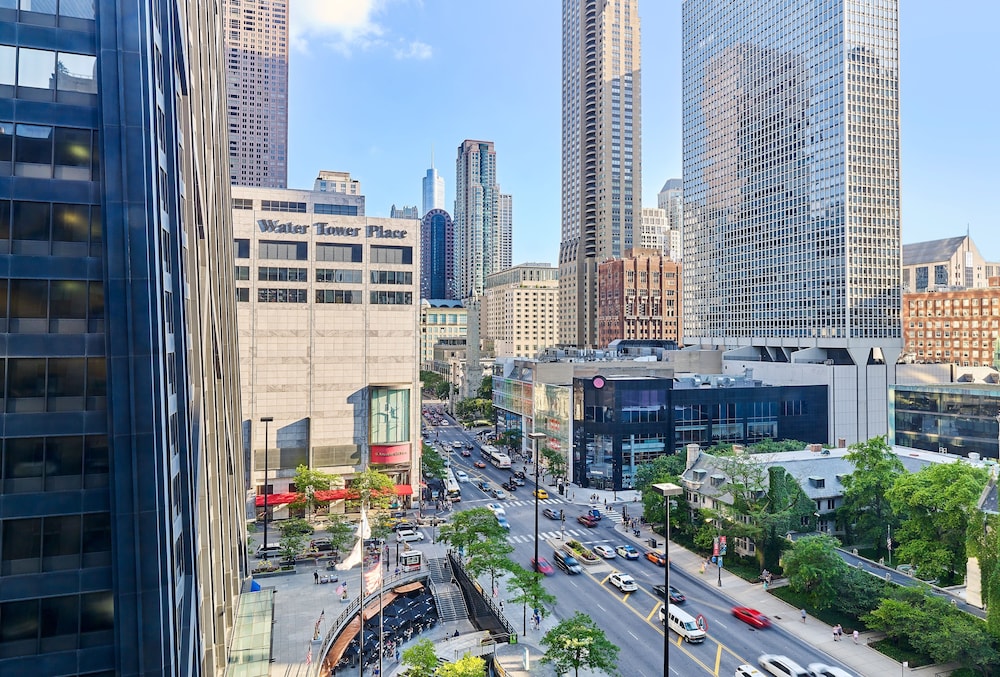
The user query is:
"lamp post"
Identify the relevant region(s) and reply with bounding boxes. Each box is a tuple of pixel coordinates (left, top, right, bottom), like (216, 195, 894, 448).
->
(653, 482, 684, 676)
(707, 517, 723, 587)
(260, 416, 274, 558)
(528, 432, 546, 574)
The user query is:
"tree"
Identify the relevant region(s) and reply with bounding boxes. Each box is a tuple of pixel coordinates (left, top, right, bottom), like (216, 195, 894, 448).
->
(780, 535, 850, 609)
(437, 653, 487, 677)
(325, 514, 356, 555)
(401, 638, 438, 677)
(475, 374, 493, 401)
(288, 464, 340, 517)
(277, 517, 314, 538)
(497, 429, 521, 452)
(422, 444, 446, 479)
(506, 565, 556, 636)
(749, 438, 807, 453)
(465, 541, 515, 594)
(420, 370, 451, 401)
(635, 454, 686, 531)
(541, 446, 567, 483)
(351, 466, 397, 512)
(839, 436, 904, 558)
(540, 612, 620, 677)
(278, 531, 306, 563)
(455, 397, 493, 422)
(887, 461, 989, 583)
(437, 508, 508, 558)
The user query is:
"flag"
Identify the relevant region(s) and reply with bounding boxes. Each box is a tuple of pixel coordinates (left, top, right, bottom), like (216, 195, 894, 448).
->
(364, 551, 383, 593)
(337, 509, 372, 571)
(305, 647, 312, 665)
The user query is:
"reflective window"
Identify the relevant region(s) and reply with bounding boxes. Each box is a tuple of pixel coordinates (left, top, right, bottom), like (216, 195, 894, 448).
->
(0, 45, 14, 86)
(17, 48, 55, 89)
(56, 52, 96, 94)
(14, 125, 52, 173)
(12, 202, 50, 240)
(53, 127, 91, 179)
(59, 0, 95, 19)
(21, 0, 57, 13)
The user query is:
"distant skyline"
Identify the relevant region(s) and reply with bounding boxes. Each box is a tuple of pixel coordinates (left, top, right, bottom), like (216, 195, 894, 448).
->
(287, 1, 1000, 263)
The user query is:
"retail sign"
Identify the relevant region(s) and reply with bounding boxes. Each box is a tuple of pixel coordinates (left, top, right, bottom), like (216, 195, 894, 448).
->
(255, 220, 407, 240)
(371, 444, 410, 464)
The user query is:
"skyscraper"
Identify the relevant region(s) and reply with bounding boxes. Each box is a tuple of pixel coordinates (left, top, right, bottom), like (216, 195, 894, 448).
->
(420, 208, 457, 299)
(657, 178, 683, 259)
(559, 0, 642, 349)
(682, 0, 902, 441)
(0, 1, 246, 674)
(454, 140, 512, 300)
(422, 164, 445, 216)
(224, 0, 289, 188)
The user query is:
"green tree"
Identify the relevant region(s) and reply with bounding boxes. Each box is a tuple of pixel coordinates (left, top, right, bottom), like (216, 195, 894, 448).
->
(475, 375, 493, 401)
(839, 436, 904, 558)
(541, 446, 567, 483)
(506, 565, 557, 636)
(540, 612, 620, 677)
(352, 466, 397, 512)
(277, 517, 314, 538)
(455, 397, 493, 422)
(498, 429, 521, 452)
(437, 653, 487, 677)
(887, 461, 989, 583)
(437, 508, 508, 558)
(401, 638, 438, 677)
(635, 454, 686, 531)
(288, 464, 340, 517)
(325, 514, 356, 555)
(781, 535, 850, 609)
(834, 566, 891, 618)
(422, 444, 445, 479)
(749, 439, 807, 453)
(420, 370, 451, 401)
(278, 531, 306, 563)
(465, 541, 515, 593)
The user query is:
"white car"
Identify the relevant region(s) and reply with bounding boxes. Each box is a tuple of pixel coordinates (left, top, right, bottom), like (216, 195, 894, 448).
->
(593, 545, 616, 559)
(735, 666, 765, 677)
(807, 665, 855, 677)
(757, 655, 810, 677)
(486, 503, 506, 517)
(454, 470, 469, 482)
(608, 571, 638, 592)
(395, 529, 425, 543)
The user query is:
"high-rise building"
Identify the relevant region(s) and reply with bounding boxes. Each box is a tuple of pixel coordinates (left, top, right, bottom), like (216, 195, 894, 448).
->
(391, 205, 420, 220)
(422, 164, 445, 216)
(559, 0, 642, 349)
(902, 279, 1000, 368)
(420, 300, 467, 370)
(598, 250, 681, 347)
(420, 208, 457, 300)
(484, 264, 560, 357)
(0, 2, 246, 674)
(224, 0, 289, 188)
(454, 140, 512, 300)
(682, 0, 903, 443)
(637, 207, 669, 254)
(314, 169, 363, 198)
(657, 178, 683, 259)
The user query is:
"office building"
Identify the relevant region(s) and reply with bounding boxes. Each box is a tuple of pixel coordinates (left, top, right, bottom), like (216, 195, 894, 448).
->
(422, 164, 445, 216)
(223, 0, 289, 188)
(420, 300, 467, 371)
(902, 280, 1000, 367)
(559, 0, 642, 349)
(890, 383, 1000, 459)
(391, 205, 419, 220)
(657, 178, 683, 259)
(483, 263, 559, 358)
(0, 1, 246, 674)
(636, 207, 669, 254)
(597, 249, 681, 347)
(314, 169, 363, 197)
(232, 185, 421, 513)
(454, 140, 512, 299)
(682, 0, 902, 443)
(420, 208, 456, 300)
(902, 235, 1000, 292)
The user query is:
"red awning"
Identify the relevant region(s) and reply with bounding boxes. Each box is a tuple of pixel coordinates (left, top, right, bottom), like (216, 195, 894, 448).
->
(255, 485, 413, 507)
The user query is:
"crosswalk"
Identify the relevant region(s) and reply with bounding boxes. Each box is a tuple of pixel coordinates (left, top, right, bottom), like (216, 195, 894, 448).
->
(507, 528, 589, 544)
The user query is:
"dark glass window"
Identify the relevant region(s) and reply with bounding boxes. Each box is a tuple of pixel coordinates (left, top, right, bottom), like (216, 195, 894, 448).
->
(369, 291, 413, 305)
(314, 203, 358, 215)
(14, 124, 53, 164)
(316, 243, 362, 262)
(235, 287, 249, 302)
(233, 238, 250, 259)
(316, 290, 362, 304)
(52, 203, 90, 242)
(12, 201, 50, 240)
(10, 280, 48, 318)
(233, 198, 253, 210)
(370, 245, 413, 265)
(49, 280, 87, 318)
(259, 240, 307, 260)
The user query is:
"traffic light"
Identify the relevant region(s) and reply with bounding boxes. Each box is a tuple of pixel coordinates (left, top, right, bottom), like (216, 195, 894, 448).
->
(559, 509, 565, 521)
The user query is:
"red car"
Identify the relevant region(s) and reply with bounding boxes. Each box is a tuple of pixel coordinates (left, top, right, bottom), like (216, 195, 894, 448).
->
(577, 514, 598, 528)
(732, 606, 771, 629)
(474, 461, 486, 468)
(461, 449, 472, 457)
(644, 550, 666, 566)
(531, 557, 555, 576)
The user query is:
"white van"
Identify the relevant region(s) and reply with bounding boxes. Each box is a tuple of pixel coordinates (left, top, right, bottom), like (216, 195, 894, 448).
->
(665, 604, 706, 643)
(757, 655, 810, 677)
(454, 470, 469, 482)
(255, 543, 282, 558)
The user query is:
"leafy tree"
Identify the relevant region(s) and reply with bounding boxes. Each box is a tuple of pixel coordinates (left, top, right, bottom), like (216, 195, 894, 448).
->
(497, 429, 521, 452)
(437, 507, 508, 558)
(278, 531, 306, 563)
(475, 374, 493, 401)
(541, 446, 567, 482)
(420, 370, 451, 400)
(839, 436, 904, 558)
(422, 444, 445, 479)
(887, 461, 988, 583)
(325, 514, 356, 555)
(351, 466, 397, 512)
(635, 454, 687, 531)
(465, 540, 515, 593)
(834, 566, 891, 618)
(401, 638, 438, 677)
(781, 535, 850, 609)
(540, 612, 620, 677)
(277, 517, 314, 538)
(288, 464, 340, 517)
(455, 397, 493, 422)
(506, 565, 557, 636)
(437, 653, 486, 677)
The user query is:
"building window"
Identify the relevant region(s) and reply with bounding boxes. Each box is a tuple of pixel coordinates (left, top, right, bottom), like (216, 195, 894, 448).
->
(316, 268, 362, 283)
(233, 238, 250, 259)
(234, 265, 249, 280)
(260, 200, 306, 213)
(314, 203, 358, 216)
(257, 288, 307, 303)
(370, 387, 410, 444)
(316, 290, 361, 304)
(257, 266, 307, 282)
(316, 243, 362, 263)
(235, 287, 249, 302)
(370, 245, 412, 265)
(258, 240, 307, 261)
(370, 291, 412, 305)
(233, 198, 253, 210)
(371, 270, 412, 285)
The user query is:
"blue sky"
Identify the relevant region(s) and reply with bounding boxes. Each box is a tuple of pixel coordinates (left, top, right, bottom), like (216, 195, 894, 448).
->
(287, 1, 999, 264)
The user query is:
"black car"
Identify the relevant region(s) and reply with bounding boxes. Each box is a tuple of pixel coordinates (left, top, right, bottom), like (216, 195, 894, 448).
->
(502, 481, 518, 492)
(310, 538, 334, 552)
(513, 470, 526, 480)
(477, 481, 491, 492)
(510, 474, 526, 486)
(652, 584, 686, 604)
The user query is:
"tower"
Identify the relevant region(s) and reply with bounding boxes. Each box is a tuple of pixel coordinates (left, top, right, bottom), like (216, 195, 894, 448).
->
(559, 0, 642, 349)
(422, 162, 445, 216)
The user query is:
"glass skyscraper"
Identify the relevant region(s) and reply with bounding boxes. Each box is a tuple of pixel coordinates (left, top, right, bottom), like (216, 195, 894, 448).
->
(420, 208, 456, 300)
(0, 2, 246, 674)
(682, 0, 901, 353)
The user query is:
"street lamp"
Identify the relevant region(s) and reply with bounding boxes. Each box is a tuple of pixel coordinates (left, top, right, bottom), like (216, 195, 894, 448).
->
(706, 517, 723, 587)
(528, 432, 546, 574)
(260, 416, 274, 558)
(653, 482, 684, 677)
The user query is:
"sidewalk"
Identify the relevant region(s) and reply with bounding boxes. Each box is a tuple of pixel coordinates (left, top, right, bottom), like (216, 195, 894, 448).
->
(566, 483, 955, 677)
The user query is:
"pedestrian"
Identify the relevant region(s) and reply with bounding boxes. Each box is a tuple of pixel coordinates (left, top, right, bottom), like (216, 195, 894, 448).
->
(314, 570, 319, 584)
(801, 608, 807, 623)
(833, 623, 841, 641)
(836, 624, 844, 640)
(395, 647, 400, 662)
(499, 600, 504, 611)
(852, 629, 859, 644)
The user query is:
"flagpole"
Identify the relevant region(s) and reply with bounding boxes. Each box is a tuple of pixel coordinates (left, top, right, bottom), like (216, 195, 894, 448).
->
(359, 506, 366, 677)
(378, 580, 384, 677)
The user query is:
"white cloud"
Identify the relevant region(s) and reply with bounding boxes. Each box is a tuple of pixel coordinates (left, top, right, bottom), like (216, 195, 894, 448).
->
(291, 0, 431, 60)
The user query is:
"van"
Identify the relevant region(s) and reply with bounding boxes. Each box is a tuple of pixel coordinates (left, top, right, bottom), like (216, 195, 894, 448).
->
(454, 470, 469, 483)
(552, 549, 582, 575)
(255, 543, 282, 558)
(665, 604, 706, 643)
(757, 655, 810, 677)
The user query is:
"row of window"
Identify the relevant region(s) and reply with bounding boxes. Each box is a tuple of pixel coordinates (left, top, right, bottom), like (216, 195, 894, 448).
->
(234, 239, 413, 265)
(0, 591, 113, 657)
(0, 200, 102, 257)
(0, 358, 107, 413)
(235, 266, 410, 285)
(0, 45, 97, 105)
(1, 513, 111, 575)
(0, 122, 100, 181)
(237, 289, 414, 305)
(230, 199, 360, 216)
(0, 0, 95, 20)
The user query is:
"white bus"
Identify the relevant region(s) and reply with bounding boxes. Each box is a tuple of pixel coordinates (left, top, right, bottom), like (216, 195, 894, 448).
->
(482, 446, 512, 469)
(444, 468, 462, 502)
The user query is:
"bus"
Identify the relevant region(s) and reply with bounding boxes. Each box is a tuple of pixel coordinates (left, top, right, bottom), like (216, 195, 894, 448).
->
(444, 468, 462, 502)
(482, 445, 512, 469)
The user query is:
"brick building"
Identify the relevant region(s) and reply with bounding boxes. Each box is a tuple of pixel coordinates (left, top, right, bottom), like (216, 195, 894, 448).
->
(597, 249, 681, 347)
(903, 278, 1000, 367)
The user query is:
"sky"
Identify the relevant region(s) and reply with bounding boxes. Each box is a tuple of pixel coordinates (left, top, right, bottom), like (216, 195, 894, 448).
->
(286, 1, 1000, 265)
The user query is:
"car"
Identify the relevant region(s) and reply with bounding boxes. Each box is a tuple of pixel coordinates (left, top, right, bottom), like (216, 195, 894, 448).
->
(454, 470, 469, 482)
(531, 557, 555, 576)
(395, 529, 425, 543)
(490, 487, 508, 500)
(652, 584, 686, 604)
(593, 545, 616, 559)
(510, 475, 526, 486)
(309, 538, 334, 552)
(732, 606, 771, 629)
(465, 442, 474, 449)
(577, 514, 598, 528)
(735, 666, 766, 677)
(460, 449, 471, 457)
(486, 503, 506, 517)
(586, 508, 602, 521)
(495, 516, 511, 531)
(477, 480, 491, 492)
(393, 519, 416, 531)
(542, 507, 560, 520)
(615, 544, 639, 560)
(501, 480, 518, 492)
(452, 441, 464, 449)
(474, 461, 487, 468)
(645, 550, 666, 566)
(757, 654, 810, 677)
(608, 571, 638, 592)
(533, 488, 549, 499)
(513, 470, 526, 480)
(807, 665, 855, 677)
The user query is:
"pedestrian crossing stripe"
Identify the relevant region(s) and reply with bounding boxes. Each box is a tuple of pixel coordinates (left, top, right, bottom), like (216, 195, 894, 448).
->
(506, 529, 586, 544)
